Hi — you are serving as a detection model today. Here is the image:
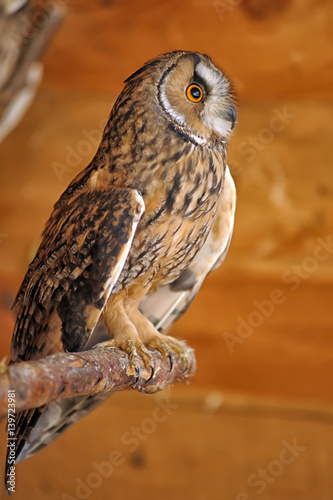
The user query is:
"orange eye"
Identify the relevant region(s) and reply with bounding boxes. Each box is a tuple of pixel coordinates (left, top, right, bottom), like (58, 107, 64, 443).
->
(186, 84, 203, 103)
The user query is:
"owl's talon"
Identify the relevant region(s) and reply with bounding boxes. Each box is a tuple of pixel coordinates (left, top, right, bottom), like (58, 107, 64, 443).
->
(127, 351, 141, 379)
(123, 339, 155, 377)
(145, 334, 190, 372)
(168, 353, 173, 371)
(149, 341, 172, 360)
(103, 338, 154, 379)
(131, 365, 140, 384)
(146, 362, 155, 382)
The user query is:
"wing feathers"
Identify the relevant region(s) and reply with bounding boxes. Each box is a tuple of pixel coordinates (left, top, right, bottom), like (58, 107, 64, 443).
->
(11, 187, 144, 361)
(7, 186, 144, 475)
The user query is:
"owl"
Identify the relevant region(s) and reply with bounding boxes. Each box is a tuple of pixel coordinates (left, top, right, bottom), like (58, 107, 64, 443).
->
(5, 50, 237, 489)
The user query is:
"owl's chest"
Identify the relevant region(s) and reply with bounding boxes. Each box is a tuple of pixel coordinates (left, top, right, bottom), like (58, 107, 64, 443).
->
(114, 149, 225, 292)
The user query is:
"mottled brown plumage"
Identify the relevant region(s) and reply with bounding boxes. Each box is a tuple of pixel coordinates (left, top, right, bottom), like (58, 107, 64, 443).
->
(5, 50, 236, 488)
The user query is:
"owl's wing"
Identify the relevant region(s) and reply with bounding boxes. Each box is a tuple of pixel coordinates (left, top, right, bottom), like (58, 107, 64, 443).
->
(12, 187, 144, 361)
(14, 393, 110, 463)
(14, 167, 236, 463)
(139, 165, 236, 332)
(8, 186, 144, 467)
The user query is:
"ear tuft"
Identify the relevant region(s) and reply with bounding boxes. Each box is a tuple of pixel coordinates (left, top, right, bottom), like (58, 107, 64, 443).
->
(124, 59, 159, 84)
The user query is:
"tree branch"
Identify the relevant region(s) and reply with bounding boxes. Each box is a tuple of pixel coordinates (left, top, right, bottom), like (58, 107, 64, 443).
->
(0, 342, 196, 417)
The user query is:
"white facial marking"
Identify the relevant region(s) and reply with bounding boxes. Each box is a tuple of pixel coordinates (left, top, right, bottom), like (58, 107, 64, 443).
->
(196, 61, 234, 138)
(202, 113, 233, 138)
(160, 81, 186, 127)
(160, 77, 209, 146)
(196, 61, 228, 94)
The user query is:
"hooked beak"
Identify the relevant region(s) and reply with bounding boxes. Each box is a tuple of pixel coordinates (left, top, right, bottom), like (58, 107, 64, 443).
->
(227, 104, 237, 130)
(204, 100, 237, 138)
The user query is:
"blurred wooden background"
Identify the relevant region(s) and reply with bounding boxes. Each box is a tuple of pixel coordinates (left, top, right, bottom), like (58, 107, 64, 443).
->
(0, 0, 333, 498)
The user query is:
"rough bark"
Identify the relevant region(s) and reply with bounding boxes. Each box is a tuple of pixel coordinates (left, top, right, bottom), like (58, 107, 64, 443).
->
(0, 342, 196, 417)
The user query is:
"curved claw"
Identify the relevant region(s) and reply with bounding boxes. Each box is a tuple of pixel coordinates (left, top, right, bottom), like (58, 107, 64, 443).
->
(146, 361, 155, 382)
(168, 353, 173, 371)
(145, 334, 191, 373)
(133, 365, 140, 384)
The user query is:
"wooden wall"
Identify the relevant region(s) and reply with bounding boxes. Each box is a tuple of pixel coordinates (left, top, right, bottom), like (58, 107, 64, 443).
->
(0, 1, 332, 498)
(41, 0, 333, 100)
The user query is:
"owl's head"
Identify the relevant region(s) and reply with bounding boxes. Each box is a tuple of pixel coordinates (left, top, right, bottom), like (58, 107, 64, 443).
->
(125, 51, 236, 147)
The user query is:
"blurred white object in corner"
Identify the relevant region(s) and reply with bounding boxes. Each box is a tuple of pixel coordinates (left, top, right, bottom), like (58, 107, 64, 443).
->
(0, 0, 65, 142)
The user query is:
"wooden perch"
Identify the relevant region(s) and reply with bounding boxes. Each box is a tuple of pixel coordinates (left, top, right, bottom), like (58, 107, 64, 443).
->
(0, 342, 196, 417)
